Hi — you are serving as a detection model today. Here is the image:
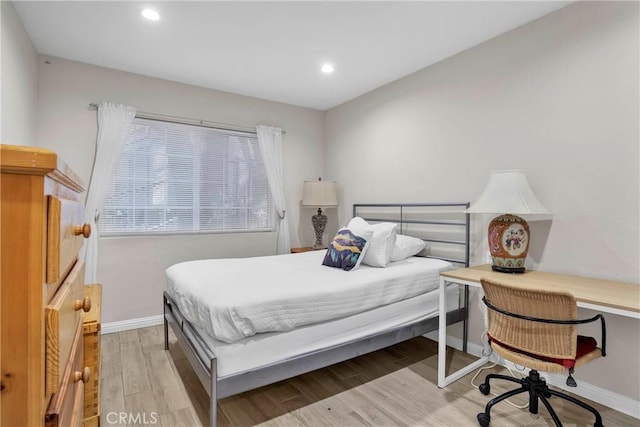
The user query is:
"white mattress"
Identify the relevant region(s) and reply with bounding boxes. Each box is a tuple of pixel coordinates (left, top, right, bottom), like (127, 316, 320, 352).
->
(197, 284, 460, 378)
(166, 251, 451, 343)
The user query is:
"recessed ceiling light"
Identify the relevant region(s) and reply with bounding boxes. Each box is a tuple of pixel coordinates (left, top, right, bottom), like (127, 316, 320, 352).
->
(141, 8, 160, 21)
(321, 63, 335, 74)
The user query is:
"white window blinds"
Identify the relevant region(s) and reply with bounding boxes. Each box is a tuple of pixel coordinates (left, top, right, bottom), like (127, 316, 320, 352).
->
(100, 118, 273, 235)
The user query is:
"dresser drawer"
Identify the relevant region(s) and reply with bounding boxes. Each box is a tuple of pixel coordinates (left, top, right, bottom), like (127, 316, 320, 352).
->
(46, 322, 89, 427)
(47, 196, 90, 290)
(45, 260, 90, 396)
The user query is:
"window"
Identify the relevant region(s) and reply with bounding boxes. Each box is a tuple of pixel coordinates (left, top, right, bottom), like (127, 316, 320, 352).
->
(100, 118, 273, 236)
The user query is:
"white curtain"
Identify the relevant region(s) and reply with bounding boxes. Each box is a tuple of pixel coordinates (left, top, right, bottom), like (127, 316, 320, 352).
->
(84, 102, 137, 283)
(256, 125, 291, 254)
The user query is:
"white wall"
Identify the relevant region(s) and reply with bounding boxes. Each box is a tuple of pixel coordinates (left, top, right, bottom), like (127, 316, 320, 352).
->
(1, 0, 38, 145)
(35, 56, 325, 323)
(325, 1, 639, 402)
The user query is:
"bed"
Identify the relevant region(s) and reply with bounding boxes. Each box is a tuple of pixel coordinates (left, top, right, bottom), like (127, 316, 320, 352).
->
(163, 202, 470, 426)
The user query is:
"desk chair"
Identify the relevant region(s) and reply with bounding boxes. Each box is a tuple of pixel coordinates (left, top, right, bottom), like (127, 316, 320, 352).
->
(477, 279, 607, 427)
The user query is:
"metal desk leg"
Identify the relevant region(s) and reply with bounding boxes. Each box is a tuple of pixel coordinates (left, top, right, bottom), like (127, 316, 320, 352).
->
(438, 277, 489, 388)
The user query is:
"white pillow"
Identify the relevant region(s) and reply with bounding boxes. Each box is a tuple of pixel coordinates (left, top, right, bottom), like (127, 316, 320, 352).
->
(347, 217, 397, 267)
(391, 234, 427, 262)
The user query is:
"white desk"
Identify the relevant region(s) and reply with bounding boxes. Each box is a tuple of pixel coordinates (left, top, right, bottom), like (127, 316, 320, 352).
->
(437, 264, 640, 388)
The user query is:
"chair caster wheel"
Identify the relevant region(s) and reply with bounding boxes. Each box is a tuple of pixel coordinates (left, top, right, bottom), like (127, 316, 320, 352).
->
(479, 383, 490, 395)
(477, 413, 491, 427)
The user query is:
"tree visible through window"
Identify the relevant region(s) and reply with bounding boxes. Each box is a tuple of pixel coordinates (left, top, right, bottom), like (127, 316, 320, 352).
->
(100, 118, 273, 235)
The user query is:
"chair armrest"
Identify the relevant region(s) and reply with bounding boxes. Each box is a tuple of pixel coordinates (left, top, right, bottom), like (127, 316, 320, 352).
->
(482, 297, 607, 356)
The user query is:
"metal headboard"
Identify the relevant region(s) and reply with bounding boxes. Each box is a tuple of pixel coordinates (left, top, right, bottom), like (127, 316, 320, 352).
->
(353, 202, 471, 350)
(352, 203, 470, 267)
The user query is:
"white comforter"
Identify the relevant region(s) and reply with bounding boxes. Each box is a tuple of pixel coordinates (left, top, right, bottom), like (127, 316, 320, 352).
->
(165, 250, 451, 343)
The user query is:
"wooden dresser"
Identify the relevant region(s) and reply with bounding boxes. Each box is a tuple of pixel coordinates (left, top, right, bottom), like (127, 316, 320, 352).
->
(1, 144, 93, 427)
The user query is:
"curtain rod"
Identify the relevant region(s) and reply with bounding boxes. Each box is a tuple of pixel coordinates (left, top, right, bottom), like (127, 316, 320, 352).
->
(88, 103, 286, 135)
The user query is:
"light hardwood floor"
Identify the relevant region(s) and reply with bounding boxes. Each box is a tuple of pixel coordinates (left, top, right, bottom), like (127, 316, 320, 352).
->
(101, 325, 636, 426)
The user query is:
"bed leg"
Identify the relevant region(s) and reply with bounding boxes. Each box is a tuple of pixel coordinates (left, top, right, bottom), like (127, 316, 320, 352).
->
(163, 295, 169, 351)
(210, 357, 218, 427)
(163, 316, 169, 351)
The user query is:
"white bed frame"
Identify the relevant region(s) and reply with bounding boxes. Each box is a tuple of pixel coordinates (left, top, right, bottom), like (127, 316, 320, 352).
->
(163, 202, 470, 426)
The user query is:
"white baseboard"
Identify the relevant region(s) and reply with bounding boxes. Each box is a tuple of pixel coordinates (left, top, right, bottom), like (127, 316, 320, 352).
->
(102, 314, 164, 334)
(424, 331, 640, 420)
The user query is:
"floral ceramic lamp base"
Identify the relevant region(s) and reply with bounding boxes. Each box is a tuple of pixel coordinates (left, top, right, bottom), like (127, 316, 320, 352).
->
(488, 214, 530, 273)
(311, 208, 327, 249)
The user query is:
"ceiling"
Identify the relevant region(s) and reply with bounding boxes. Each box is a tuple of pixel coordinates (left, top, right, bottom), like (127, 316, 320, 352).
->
(15, 1, 572, 111)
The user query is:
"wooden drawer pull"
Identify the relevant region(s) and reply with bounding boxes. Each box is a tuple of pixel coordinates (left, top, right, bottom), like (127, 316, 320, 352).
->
(73, 367, 91, 383)
(74, 296, 92, 313)
(73, 223, 91, 238)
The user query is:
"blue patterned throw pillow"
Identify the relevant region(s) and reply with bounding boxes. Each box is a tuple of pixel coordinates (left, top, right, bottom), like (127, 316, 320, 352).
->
(322, 228, 372, 271)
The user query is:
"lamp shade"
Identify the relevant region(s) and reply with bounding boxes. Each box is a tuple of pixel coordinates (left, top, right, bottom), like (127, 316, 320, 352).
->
(466, 170, 550, 215)
(302, 180, 338, 208)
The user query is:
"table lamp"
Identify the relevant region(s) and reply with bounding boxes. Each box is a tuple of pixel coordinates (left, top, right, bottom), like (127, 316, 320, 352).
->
(466, 170, 550, 273)
(302, 178, 338, 249)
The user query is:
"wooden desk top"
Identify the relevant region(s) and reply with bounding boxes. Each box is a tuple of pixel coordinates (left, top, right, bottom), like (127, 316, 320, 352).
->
(441, 264, 640, 316)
